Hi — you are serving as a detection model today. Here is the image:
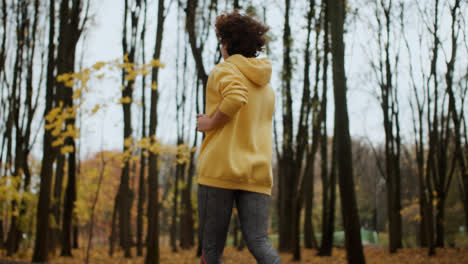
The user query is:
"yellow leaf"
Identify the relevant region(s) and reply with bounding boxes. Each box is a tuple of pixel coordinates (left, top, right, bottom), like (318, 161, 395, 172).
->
(119, 96, 132, 104)
(151, 82, 158, 90)
(91, 104, 100, 114)
(61, 145, 74, 155)
(124, 138, 133, 148)
(92, 61, 106, 71)
(52, 138, 64, 147)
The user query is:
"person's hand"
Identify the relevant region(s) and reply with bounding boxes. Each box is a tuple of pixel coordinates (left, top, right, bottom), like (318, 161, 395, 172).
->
(197, 114, 214, 132)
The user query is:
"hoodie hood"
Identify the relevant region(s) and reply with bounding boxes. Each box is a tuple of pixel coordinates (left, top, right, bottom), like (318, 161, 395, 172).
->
(225, 54, 272, 87)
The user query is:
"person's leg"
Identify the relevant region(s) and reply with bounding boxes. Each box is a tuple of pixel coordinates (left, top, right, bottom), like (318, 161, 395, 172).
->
(236, 190, 282, 264)
(198, 184, 234, 264)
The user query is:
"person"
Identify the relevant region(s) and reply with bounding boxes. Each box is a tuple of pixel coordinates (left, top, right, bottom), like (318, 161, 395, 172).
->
(196, 10, 282, 264)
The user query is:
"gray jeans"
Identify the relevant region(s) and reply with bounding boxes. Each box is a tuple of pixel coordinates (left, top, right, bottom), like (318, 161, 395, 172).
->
(198, 184, 282, 264)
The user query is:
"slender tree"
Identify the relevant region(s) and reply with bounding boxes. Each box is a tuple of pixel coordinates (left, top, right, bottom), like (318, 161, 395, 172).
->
(179, 6, 195, 248)
(303, 0, 320, 251)
(318, 0, 338, 256)
(145, 0, 167, 262)
(184, 0, 217, 256)
(32, 0, 56, 261)
(423, 0, 441, 255)
(369, 0, 403, 252)
(5, 0, 41, 256)
(444, 0, 467, 231)
(329, 0, 366, 262)
(406, 27, 428, 248)
(0, 0, 7, 248)
(171, 24, 190, 248)
(278, 0, 294, 252)
(137, 0, 148, 256)
(55, 0, 88, 256)
(117, 0, 145, 257)
(291, 0, 317, 259)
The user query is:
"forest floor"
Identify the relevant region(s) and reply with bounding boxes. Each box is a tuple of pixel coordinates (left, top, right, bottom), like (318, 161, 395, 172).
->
(1, 246, 468, 264)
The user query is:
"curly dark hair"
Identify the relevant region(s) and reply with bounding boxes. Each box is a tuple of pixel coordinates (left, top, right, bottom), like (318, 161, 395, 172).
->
(215, 10, 269, 58)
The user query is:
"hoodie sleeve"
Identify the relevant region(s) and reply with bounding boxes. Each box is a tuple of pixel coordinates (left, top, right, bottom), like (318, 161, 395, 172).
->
(215, 65, 248, 118)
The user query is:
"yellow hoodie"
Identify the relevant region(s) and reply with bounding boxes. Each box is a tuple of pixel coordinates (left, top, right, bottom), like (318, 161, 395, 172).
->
(197, 54, 275, 195)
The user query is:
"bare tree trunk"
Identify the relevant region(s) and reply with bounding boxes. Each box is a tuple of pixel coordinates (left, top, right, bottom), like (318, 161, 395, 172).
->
(185, 0, 208, 88)
(145, 0, 166, 262)
(0, 0, 6, 76)
(50, 154, 65, 254)
(444, 0, 467, 230)
(6, 0, 40, 255)
(181, 132, 196, 250)
(318, 0, 337, 256)
(410, 95, 428, 247)
(319, 133, 337, 257)
(179, 17, 196, 247)
(278, 0, 294, 252)
(137, 1, 148, 256)
(423, 0, 442, 255)
(72, 223, 79, 249)
(303, 0, 318, 250)
(119, 0, 144, 257)
(329, 0, 366, 262)
(425, 153, 436, 255)
(171, 138, 183, 252)
(405, 8, 428, 248)
(32, 0, 56, 261)
(291, 0, 318, 260)
(291, 194, 303, 260)
(173, 13, 186, 248)
(233, 0, 240, 9)
(327, 136, 337, 251)
(184, 0, 213, 257)
(55, 0, 87, 256)
(109, 193, 119, 256)
(5, 0, 26, 255)
(371, 0, 403, 252)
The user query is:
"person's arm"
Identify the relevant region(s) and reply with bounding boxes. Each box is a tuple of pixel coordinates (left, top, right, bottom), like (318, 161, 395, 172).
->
(197, 66, 248, 132)
(197, 109, 230, 132)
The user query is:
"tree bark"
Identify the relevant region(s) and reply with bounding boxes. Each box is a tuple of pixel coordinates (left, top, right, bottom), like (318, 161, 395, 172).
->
(170, 138, 183, 252)
(6, 0, 40, 255)
(371, 0, 403, 252)
(145, 0, 166, 262)
(55, 0, 86, 256)
(5, 0, 26, 255)
(444, 0, 467, 231)
(180, 136, 196, 249)
(109, 192, 119, 256)
(278, 0, 294, 252)
(303, 0, 317, 250)
(179, 19, 196, 248)
(329, 0, 366, 262)
(32, 0, 56, 261)
(184, 0, 213, 257)
(73, 219, 79, 248)
(319, 132, 337, 256)
(50, 154, 65, 254)
(119, 0, 144, 257)
(137, 1, 148, 256)
(318, 0, 336, 256)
